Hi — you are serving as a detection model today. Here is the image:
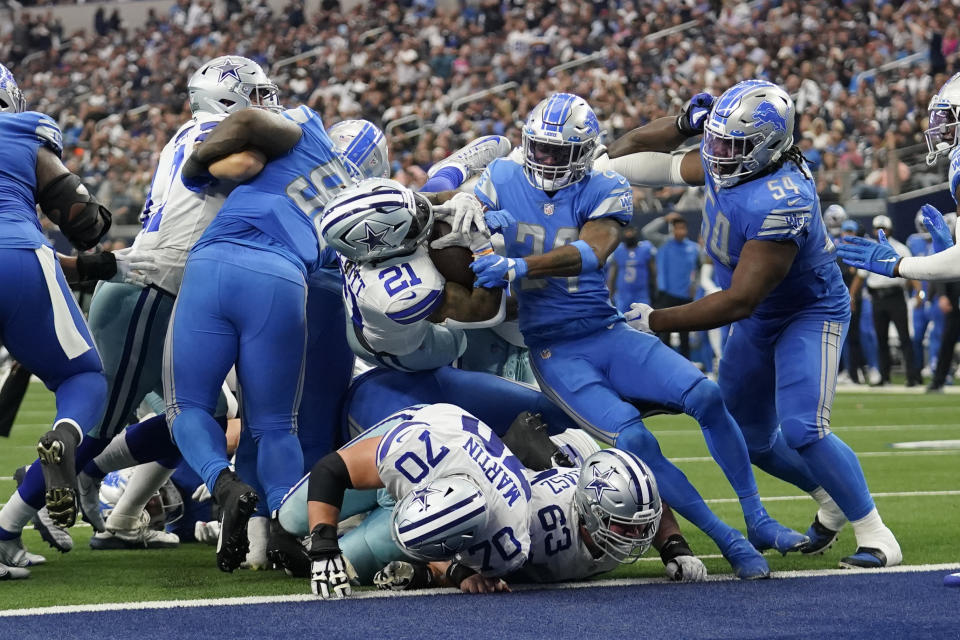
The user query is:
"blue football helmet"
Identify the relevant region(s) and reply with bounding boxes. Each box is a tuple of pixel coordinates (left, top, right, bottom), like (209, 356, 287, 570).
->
(187, 56, 280, 116)
(925, 72, 960, 165)
(391, 475, 489, 562)
(522, 92, 600, 191)
(574, 448, 662, 564)
(702, 80, 795, 187)
(0, 63, 25, 113)
(328, 120, 390, 180)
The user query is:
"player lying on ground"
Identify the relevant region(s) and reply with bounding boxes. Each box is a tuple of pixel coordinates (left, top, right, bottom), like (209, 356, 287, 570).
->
(598, 80, 900, 568)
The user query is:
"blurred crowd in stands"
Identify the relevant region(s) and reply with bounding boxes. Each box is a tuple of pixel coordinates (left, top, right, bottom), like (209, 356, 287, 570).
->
(0, 0, 958, 226)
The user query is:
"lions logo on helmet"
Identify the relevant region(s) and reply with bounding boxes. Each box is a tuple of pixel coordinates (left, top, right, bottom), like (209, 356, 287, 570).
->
(98, 469, 184, 530)
(702, 80, 796, 188)
(187, 56, 281, 116)
(390, 475, 489, 562)
(328, 120, 390, 180)
(573, 449, 661, 564)
(0, 63, 25, 113)
(319, 177, 434, 264)
(925, 72, 960, 165)
(522, 92, 600, 191)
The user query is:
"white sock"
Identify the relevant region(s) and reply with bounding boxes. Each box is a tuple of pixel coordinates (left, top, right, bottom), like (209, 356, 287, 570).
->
(107, 462, 175, 530)
(810, 487, 847, 531)
(91, 432, 139, 476)
(850, 508, 887, 541)
(0, 490, 38, 537)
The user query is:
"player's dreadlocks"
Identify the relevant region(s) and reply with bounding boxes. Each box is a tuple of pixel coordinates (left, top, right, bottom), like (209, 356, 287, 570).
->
(781, 144, 812, 180)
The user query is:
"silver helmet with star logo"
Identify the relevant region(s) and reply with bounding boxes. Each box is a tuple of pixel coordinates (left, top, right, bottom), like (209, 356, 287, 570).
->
(574, 448, 662, 563)
(319, 177, 434, 264)
(187, 55, 280, 116)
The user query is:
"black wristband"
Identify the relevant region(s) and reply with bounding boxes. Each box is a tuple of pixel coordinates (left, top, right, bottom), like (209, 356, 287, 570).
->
(659, 534, 694, 565)
(306, 452, 353, 510)
(446, 562, 477, 587)
(307, 523, 340, 560)
(76, 251, 118, 282)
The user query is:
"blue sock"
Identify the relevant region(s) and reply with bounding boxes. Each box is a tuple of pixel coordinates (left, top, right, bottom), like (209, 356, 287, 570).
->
(420, 166, 466, 193)
(797, 433, 874, 521)
(255, 430, 304, 513)
(13, 463, 46, 510)
(749, 430, 819, 493)
(682, 379, 759, 501)
(54, 370, 107, 433)
(171, 408, 230, 493)
(616, 422, 731, 544)
(125, 414, 180, 465)
(235, 427, 269, 518)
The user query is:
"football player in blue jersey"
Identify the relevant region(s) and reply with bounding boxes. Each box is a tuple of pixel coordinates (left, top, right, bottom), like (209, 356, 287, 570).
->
(0, 63, 127, 575)
(469, 92, 807, 580)
(606, 80, 901, 568)
(905, 210, 944, 376)
(166, 102, 357, 572)
(606, 225, 657, 312)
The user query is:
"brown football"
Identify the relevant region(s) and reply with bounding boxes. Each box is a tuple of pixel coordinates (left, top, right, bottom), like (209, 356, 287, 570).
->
(428, 220, 475, 289)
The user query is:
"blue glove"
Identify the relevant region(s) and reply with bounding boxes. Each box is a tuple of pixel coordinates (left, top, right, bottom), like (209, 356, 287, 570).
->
(676, 92, 715, 136)
(471, 254, 527, 288)
(920, 203, 955, 252)
(836, 229, 900, 277)
(484, 210, 516, 235)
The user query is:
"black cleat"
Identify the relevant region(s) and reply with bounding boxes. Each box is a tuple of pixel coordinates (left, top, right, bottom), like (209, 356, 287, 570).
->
(800, 515, 840, 555)
(36, 429, 78, 528)
(213, 471, 258, 573)
(839, 547, 888, 569)
(266, 517, 310, 578)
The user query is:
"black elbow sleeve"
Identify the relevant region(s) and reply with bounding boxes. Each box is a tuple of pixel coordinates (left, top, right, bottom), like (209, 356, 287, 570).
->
(38, 173, 112, 251)
(307, 452, 354, 510)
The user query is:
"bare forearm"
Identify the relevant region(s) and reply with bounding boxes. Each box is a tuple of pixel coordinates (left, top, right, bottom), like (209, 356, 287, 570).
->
(524, 245, 583, 278)
(607, 117, 688, 158)
(194, 109, 300, 164)
(650, 290, 753, 332)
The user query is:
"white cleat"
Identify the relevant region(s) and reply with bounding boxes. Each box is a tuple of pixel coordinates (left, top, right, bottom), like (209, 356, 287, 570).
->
(0, 537, 46, 567)
(77, 472, 105, 532)
(0, 562, 30, 580)
(241, 516, 270, 570)
(89, 527, 180, 550)
(33, 506, 74, 553)
(427, 135, 512, 180)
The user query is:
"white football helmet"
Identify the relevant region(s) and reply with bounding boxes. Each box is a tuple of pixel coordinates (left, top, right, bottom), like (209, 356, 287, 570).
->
(319, 177, 434, 263)
(391, 475, 489, 562)
(549, 428, 601, 467)
(188, 56, 280, 116)
(824, 204, 848, 236)
(574, 449, 661, 564)
(522, 92, 601, 191)
(0, 63, 25, 113)
(98, 469, 184, 530)
(872, 214, 893, 231)
(702, 80, 795, 187)
(925, 72, 960, 165)
(328, 120, 390, 180)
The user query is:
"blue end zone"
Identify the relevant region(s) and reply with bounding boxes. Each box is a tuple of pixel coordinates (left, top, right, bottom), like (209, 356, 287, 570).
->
(3, 570, 955, 640)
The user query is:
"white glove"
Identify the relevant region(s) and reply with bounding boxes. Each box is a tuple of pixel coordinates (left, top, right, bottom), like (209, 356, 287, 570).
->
(112, 247, 159, 286)
(431, 193, 490, 251)
(624, 302, 655, 334)
(191, 484, 212, 503)
(373, 560, 418, 591)
(310, 554, 353, 599)
(194, 520, 220, 545)
(664, 555, 708, 582)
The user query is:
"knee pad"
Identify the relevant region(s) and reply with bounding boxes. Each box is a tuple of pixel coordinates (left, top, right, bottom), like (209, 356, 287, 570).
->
(614, 422, 662, 461)
(780, 417, 820, 450)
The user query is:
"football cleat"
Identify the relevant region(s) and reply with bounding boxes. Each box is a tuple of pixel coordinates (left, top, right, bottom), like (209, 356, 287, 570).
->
(89, 527, 179, 550)
(839, 528, 902, 569)
(213, 470, 259, 573)
(427, 135, 512, 180)
(36, 429, 78, 528)
(838, 547, 891, 569)
(0, 537, 46, 567)
(746, 510, 808, 555)
(241, 516, 269, 570)
(0, 562, 30, 580)
(720, 531, 770, 580)
(76, 472, 105, 532)
(800, 515, 841, 555)
(33, 507, 74, 553)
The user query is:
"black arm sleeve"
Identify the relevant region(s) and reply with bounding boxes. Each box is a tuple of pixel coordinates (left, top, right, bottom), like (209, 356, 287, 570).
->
(306, 452, 354, 510)
(38, 173, 112, 250)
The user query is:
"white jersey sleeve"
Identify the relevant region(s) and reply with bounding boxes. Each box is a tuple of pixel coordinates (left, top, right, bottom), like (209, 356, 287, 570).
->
(375, 403, 531, 577)
(131, 113, 234, 295)
(514, 467, 618, 583)
(342, 246, 446, 357)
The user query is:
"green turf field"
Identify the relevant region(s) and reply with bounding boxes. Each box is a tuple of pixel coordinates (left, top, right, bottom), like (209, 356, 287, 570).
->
(0, 383, 956, 609)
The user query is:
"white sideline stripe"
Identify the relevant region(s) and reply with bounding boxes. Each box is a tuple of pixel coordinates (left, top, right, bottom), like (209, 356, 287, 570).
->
(891, 440, 960, 449)
(655, 423, 960, 436)
(704, 490, 960, 504)
(671, 450, 960, 462)
(1, 563, 958, 617)
(836, 384, 960, 394)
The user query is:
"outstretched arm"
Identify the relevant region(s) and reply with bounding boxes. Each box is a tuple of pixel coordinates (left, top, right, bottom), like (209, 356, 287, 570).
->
(648, 239, 796, 332)
(607, 117, 690, 157)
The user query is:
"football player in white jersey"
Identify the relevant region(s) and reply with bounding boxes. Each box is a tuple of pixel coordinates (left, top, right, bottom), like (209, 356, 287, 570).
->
(302, 403, 531, 598)
(319, 179, 505, 372)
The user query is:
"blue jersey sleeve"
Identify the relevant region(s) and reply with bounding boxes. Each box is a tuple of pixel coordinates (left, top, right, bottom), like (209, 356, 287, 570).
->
(23, 111, 63, 157)
(742, 180, 815, 247)
(578, 170, 633, 226)
(949, 146, 960, 204)
(474, 159, 501, 210)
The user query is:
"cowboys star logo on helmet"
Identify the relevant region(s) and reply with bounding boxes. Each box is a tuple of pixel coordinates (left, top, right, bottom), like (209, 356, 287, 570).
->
(584, 466, 617, 502)
(212, 58, 245, 83)
(410, 485, 443, 511)
(358, 222, 391, 251)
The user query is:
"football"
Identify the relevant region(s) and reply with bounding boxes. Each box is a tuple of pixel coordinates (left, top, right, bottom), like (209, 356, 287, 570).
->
(428, 220, 475, 289)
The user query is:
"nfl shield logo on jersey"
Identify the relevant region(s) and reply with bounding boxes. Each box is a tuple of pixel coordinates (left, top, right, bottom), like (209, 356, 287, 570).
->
(543, 203, 554, 216)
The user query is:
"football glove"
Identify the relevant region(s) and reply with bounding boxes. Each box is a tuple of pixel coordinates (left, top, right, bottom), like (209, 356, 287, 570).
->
(920, 203, 955, 252)
(483, 209, 517, 235)
(624, 302, 655, 334)
(676, 92, 715, 137)
(307, 524, 351, 599)
(373, 560, 434, 591)
(471, 254, 527, 288)
(665, 555, 708, 582)
(837, 230, 900, 277)
(111, 248, 159, 286)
